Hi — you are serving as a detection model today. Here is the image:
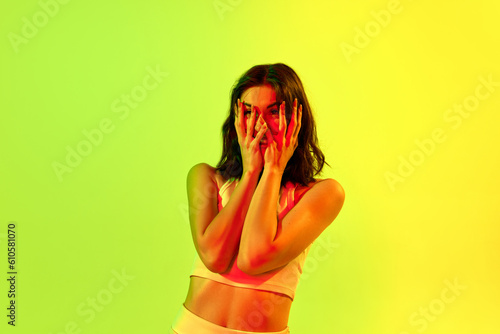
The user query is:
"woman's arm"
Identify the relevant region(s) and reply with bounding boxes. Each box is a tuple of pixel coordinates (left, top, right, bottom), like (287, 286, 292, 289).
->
(188, 99, 267, 273)
(238, 169, 344, 275)
(187, 163, 260, 273)
(238, 99, 345, 275)
(237, 167, 282, 273)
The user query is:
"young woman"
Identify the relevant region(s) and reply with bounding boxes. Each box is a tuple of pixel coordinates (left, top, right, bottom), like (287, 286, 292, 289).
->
(169, 63, 345, 333)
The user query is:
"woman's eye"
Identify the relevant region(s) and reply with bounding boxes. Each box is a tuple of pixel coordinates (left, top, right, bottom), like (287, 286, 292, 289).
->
(271, 109, 279, 115)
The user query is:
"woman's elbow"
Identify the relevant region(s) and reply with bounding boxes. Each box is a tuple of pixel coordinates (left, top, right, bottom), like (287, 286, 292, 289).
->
(237, 255, 256, 275)
(200, 251, 231, 274)
(237, 252, 271, 276)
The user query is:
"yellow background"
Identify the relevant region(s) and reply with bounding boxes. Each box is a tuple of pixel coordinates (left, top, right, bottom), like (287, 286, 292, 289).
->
(1, 0, 499, 333)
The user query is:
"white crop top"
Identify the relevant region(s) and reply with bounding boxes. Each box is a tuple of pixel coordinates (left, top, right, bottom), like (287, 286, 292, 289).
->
(189, 176, 313, 300)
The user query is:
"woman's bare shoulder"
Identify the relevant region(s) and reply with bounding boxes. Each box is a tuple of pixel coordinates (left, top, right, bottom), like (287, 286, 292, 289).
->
(294, 178, 344, 204)
(187, 163, 227, 187)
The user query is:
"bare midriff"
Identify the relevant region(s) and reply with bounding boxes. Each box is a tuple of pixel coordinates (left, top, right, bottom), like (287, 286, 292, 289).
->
(184, 276, 292, 332)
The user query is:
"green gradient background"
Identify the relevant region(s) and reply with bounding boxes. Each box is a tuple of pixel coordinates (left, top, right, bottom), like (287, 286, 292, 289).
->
(1, 0, 499, 333)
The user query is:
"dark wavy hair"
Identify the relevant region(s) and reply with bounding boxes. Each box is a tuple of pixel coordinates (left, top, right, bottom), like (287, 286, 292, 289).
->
(215, 63, 329, 187)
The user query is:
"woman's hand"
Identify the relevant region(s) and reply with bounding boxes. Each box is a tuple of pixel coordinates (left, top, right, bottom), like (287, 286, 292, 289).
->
(234, 99, 268, 174)
(263, 98, 302, 173)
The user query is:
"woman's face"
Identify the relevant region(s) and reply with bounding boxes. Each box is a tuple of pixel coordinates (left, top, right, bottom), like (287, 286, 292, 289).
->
(239, 84, 281, 152)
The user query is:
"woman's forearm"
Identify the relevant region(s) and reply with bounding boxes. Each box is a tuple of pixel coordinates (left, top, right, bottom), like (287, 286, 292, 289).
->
(200, 169, 260, 273)
(238, 167, 283, 271)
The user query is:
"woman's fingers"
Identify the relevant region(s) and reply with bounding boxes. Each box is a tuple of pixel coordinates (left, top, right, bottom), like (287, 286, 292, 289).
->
(253, 121, 268, 143)
(246, 106, 257, 138)
(285, 98, 297, 146)
(293, 103, 302, 141)
(264, 125, 274, 144)
(234, 102, 242, 141)
(241, 99, 249, 136)
(279, 101, 286, 139)
(235, 99, 245, 137)
(255, 113, 265, 133)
